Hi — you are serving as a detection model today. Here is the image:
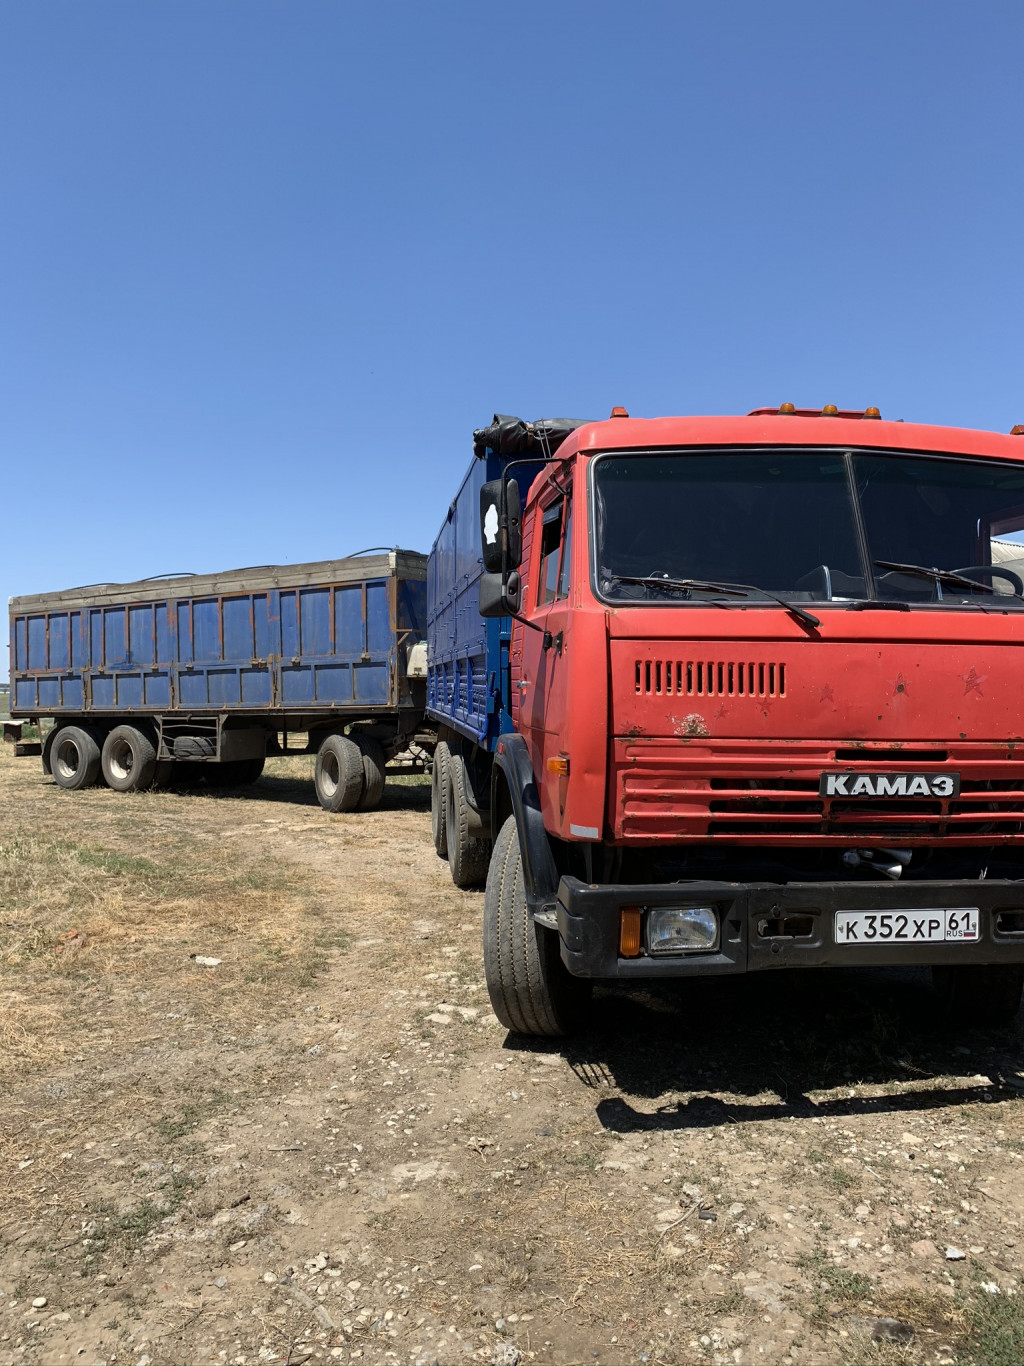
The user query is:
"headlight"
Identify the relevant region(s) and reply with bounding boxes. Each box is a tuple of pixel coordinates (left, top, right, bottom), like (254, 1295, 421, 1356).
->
(646, 905, 719, 955)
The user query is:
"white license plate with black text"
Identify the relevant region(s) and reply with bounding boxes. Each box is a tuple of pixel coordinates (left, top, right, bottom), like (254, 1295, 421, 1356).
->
(835, 908, 980, 945)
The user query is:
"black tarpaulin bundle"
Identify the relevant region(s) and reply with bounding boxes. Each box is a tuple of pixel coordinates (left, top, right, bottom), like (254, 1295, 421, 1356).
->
(472, 414, 589, 460)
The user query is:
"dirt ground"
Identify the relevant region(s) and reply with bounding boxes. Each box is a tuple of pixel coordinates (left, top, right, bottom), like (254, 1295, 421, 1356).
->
(2, 745, 1024, 1366)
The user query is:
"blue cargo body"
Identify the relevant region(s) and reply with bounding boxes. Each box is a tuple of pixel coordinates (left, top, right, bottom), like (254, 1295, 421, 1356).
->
(11, 551, 426, 719)
(427, 454, 541, 749)
(9, 551, 429, 808)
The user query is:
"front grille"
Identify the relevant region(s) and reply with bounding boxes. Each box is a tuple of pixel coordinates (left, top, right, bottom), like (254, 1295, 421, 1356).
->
(635, 658, 786, 698)
(619, 763, 1024, 841)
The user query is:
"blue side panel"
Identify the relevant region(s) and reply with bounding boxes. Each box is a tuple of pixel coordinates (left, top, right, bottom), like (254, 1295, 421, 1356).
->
(10, 557, 424, 718)
(28, 616, 45, 669)
(224, 597, 253, 660)
(301, 589, 331, 656)
(336, 585, 363, 653)
(426, 453, 542, 749)
(129, 606, 154, 665)
(281, 592, 299, 658)
(49, 614, 70, 669)
(193, 601, 220, 662)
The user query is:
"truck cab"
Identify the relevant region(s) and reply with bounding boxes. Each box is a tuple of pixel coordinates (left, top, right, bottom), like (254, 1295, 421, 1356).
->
(478, 406, 1024, 1035)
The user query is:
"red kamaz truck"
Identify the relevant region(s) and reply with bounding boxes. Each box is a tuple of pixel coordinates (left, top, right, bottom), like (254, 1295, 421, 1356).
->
(474, 405, 1024, 1035)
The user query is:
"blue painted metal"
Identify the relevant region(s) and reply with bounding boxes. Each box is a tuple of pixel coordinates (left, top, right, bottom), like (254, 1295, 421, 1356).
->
(427, 453, 541, 749)
(9, 552, 427, 719)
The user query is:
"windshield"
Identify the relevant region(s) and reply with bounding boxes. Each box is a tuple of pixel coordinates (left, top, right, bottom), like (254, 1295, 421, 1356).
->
(592, 448, 1024, 607)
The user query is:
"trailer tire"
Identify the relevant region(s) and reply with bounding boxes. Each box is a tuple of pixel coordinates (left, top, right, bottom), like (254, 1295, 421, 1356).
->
(314, 734, 363, 813)
(101, 725, 158, 792)
(50, 726, 102, 791)
(353, 735, 386, 811)
(484, 815, 592, 1037)
(431, 742, 450, 858)
(932, 963, 1024, 1026)
(446, 752, 491, 889)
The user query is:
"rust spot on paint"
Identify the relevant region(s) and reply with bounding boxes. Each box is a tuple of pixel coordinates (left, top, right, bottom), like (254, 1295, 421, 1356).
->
(819, 683, 835, 704)
(674, 713, 710, 739)
(893, 672, 909, 696)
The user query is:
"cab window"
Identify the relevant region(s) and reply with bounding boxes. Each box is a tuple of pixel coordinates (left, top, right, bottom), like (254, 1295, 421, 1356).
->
(538, 500, 563, 605)
(556, 501, 573, 600)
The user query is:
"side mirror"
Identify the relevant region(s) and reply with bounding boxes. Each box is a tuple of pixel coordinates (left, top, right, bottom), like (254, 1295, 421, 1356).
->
(479, 570, 522, 618)
(479, 478, 522, 574)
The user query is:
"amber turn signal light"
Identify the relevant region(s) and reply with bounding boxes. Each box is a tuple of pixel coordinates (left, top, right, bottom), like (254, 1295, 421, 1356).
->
(619, 907, 642, 958)
(546, 755, 569, 776)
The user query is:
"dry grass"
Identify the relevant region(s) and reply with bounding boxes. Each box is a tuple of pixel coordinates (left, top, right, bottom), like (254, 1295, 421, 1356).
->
(0, 751, 348, 1083)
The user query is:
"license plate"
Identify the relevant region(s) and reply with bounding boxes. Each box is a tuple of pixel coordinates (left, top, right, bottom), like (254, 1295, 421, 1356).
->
(835, 908, 980, 944)
(819, 771, 960, 798)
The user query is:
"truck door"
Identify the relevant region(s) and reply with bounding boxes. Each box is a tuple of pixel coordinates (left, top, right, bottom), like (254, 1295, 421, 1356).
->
(519, 488, 574, 829)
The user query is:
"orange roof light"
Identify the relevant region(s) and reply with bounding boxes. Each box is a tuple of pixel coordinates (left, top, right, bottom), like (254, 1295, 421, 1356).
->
(864, 407, 881, 419)
(778, 402, 796, 414)
(1012, 425, 1024, 436)
(610, 406, 629, 418)
(822, 404, 839, 417)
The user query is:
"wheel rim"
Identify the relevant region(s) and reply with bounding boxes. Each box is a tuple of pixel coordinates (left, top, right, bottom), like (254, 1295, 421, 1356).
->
(108, 738, 135, 782)
(54, 738, 80, 780)
(321, 750, 339, 797)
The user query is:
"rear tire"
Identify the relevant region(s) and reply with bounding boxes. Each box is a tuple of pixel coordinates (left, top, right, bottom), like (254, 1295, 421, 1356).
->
(50, 726, 102, 791)
(483, 814, 592, 1036)
(933, 964, 1024, 1026)
(431, 741, 450, 858)
(101, 725, 157, 792)
(314, 733, 363, 813)
(446, 751, 491, 888)
(353, 735, 386, 811)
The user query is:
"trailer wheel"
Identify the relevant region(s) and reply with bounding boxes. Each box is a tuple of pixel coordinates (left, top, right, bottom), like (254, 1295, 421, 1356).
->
(101, 725, 158, 792)
(445, 752, 491, 888)
(314, 733, 363, 812)
(431, 741, 450, 858)
(484, 815, 592, 1037)
(932, 964, 1024, 1026)
(50, 726, 102, 791)
(353, 735, 386, 811)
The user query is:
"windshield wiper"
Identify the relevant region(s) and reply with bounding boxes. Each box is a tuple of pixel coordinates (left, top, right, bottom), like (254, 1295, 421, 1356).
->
(873, 561, 997, 594)
(607, 574, 821, 630)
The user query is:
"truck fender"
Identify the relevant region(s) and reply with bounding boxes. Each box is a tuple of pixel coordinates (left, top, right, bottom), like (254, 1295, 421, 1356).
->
(491, 733, 559, 907)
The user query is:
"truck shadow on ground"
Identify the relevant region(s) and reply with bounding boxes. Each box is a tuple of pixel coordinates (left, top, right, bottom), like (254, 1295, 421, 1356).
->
(506, 968, 1024, 1132)
(170, 775, 432, 811)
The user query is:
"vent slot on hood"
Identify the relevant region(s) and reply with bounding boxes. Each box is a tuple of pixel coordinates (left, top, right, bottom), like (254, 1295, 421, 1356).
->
(635, 659, 786, 699)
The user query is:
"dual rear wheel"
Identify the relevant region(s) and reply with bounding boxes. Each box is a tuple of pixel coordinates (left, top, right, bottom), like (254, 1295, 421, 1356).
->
(313, 732, 387, 813)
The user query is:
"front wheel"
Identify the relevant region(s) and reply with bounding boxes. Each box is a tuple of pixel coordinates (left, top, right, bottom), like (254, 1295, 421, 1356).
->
(933, 964, 1024, 1026)
(483, 815, 592, 1037)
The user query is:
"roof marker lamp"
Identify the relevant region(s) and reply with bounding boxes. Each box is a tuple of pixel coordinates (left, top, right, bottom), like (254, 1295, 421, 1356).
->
(646, 906, 719, 956)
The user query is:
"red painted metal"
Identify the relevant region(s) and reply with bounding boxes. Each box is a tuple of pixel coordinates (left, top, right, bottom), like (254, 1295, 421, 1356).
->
(512, 412, 1024, 848)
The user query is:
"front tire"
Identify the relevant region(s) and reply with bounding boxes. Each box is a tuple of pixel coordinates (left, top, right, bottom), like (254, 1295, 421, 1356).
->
(101, 725, 157, 792)
(314, 733, 363, 813)
(483, 815, 592, 1036)
(933, 964, 1024, 1026)
(50, 726, 102, 791)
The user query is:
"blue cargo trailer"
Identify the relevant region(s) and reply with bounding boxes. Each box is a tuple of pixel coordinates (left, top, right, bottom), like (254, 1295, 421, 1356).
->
(427, 416, 584, 886)
(8, 550, 428, 811)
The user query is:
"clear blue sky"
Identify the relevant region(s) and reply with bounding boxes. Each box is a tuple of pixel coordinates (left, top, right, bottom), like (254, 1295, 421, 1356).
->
(3, 1, 1024, 668)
